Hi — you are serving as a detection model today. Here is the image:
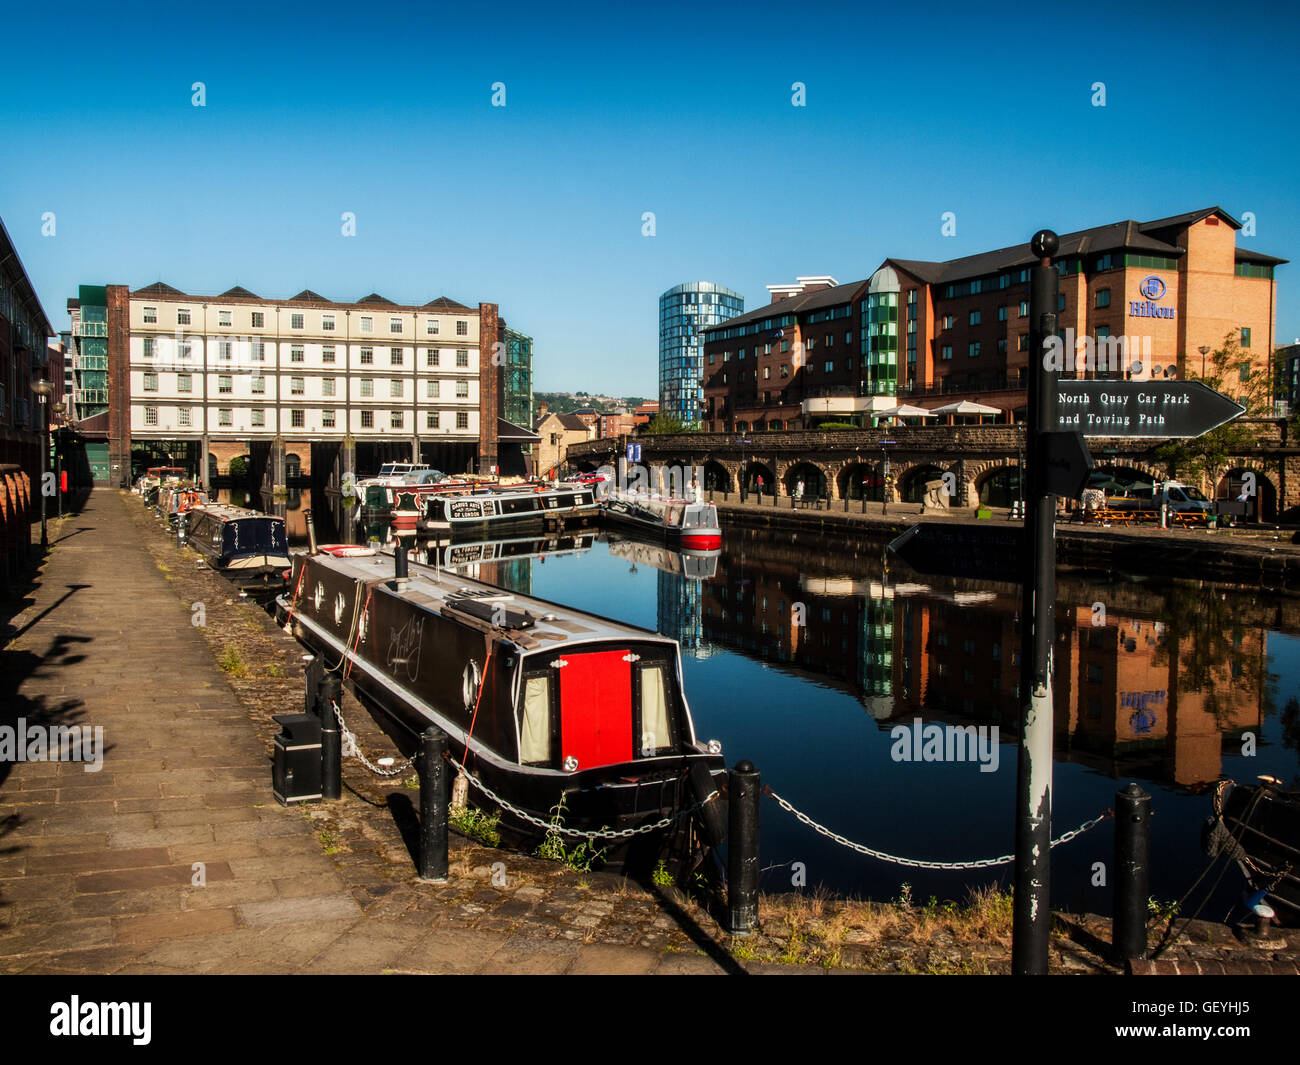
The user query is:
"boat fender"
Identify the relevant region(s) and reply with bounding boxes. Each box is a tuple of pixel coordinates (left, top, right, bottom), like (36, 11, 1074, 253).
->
(1200, 815, 1247, 862)
(689, 761, 727, 848)
(451, 769, 469, 813)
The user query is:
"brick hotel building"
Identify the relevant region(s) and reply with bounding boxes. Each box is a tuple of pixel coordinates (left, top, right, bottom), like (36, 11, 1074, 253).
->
(64, 283, 534, 484)
(701, 207, 1285, 432)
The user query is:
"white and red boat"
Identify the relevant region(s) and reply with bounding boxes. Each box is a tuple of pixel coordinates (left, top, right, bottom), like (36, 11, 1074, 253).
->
(600, 489, 722, 551)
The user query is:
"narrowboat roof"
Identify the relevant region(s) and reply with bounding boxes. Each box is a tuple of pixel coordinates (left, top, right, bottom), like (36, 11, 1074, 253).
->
(305, 548, 674, 650)
(191, 503, 284, 522)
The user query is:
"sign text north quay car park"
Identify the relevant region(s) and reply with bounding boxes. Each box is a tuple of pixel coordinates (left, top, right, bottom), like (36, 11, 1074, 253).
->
(1053, 380, 1245, 438)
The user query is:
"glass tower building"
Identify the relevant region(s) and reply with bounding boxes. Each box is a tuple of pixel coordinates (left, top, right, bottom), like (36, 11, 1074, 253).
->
(659, 282, 742, 425)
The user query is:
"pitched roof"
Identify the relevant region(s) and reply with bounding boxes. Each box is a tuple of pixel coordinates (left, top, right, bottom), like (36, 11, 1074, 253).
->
(422, 296, 471, 310)
(289, 289, 329, 303)
(882, 207, 1290, 287)
(1236, 248, 1289, 265)
(217, 285, 259, 299)
(133, 281, 186, 297)
(357, 292, 396, 305)
(497, 417, 541, 443)
(701, 279, 867, 336)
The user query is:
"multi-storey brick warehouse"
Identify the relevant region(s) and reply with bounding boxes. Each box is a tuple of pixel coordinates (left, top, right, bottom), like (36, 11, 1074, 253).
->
(66, 283, 535, 484)
(701, 207, 1285, 433)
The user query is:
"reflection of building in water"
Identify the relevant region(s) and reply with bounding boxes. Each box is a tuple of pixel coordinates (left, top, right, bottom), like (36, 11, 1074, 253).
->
(658, 570, 710, 659)
(1056, 606, 1265, 787)
(895, 591, 1020, 727)
(700, 537, 1272, 787)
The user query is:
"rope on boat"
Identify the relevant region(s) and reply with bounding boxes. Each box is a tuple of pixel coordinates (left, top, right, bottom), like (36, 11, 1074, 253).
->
(331, 699, 414, 778)
(763, 785, 1111, 871)
(459, 767, 720, 841)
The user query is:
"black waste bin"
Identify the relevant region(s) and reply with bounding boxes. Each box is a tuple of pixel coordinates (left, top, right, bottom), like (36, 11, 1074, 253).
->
(272, 713, 323, 806)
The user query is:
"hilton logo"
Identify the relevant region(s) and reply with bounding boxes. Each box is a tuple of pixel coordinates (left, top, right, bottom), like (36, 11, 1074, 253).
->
(1138, 275, 1166, 300)
(1130, 274, 1175, 319)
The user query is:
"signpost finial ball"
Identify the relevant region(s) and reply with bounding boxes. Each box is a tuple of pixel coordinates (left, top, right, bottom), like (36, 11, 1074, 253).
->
(1031, 229, 1059, 259)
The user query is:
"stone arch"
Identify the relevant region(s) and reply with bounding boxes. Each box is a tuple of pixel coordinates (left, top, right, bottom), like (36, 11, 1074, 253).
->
(741, 460, 775, 496)
(783, 461, 830, 500)
(702, 460, 732, 493)
(975, 461, 1023, 508)
(572, 459, 600, 474)
(898, 463, 947, 504)
(1216, 466, 1278, 522)
(1090, 463, 1161, 493)
(285, 453, 303, 480)
(837, 460, 884, 502)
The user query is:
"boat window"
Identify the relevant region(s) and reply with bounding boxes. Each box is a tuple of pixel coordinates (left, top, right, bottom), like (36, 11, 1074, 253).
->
(520, 675, 552, 764)
(640, 665, 671, 754)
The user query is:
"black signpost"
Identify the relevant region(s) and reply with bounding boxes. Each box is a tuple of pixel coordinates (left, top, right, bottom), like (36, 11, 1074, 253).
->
(1013, 231, 1062, 975)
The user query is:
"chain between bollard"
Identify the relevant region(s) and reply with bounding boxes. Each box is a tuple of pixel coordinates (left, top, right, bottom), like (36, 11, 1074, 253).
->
(331, 700, 414, 778)
(763, 785, 1111, 870)
(458, 766, 719, 841)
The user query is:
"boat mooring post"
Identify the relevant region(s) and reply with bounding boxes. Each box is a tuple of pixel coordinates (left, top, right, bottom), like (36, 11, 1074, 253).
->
(305, 656, 342, 799)
(727, 760, 760, 935)
(317, 671, 342, 800)
(1112, 783, 1151, 963)
(1012, 229, 1060, 976)
(417, 726, 450, 882)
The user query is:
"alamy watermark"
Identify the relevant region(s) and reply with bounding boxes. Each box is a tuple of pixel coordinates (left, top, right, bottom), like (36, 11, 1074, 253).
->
(0, 719, 104, 772)
(889, 717, 1000, 773)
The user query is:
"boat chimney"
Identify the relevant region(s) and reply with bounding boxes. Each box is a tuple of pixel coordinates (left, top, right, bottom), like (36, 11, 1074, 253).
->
(303, 508, 319, 554)
(394, 544, 410, 589)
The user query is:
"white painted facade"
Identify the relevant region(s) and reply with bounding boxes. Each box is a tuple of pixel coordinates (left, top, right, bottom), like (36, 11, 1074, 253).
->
(127, 294, 485, 442)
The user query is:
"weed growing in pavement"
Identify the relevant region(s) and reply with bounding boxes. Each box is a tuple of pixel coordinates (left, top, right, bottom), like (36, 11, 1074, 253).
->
(449, 806, 502, 847)
(533, 794, 606, 873)
(219, 646, 249, 678)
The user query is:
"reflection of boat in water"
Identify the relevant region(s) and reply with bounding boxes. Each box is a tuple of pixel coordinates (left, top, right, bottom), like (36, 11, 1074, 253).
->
(357, 524, 597, 570)
(601, 490, 721, 551)
(1203, 777, 1300, 925)
(275, 545, 726, 848)
(186, 503, 291, 584)
(605, 533, 719, 580)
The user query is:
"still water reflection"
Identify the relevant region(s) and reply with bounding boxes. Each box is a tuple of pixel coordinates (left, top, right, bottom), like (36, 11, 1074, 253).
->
(239, 487, 1300, 915)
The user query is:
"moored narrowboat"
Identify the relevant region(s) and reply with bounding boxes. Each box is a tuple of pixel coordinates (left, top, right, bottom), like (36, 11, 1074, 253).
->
(422, 483, 599, 534)
(186, 503, 290, 583)
(601, 489, 722, 551)
(275, 545, 726, 846)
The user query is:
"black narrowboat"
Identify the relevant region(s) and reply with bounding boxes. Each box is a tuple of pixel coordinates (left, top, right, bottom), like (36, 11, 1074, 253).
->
(422, 483, 598, 534)
(276, 545, 726, 847)
(186, 503, 291, 582)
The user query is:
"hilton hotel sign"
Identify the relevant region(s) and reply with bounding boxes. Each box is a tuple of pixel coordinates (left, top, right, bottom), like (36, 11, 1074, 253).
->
(1129, 275, 1175, 319)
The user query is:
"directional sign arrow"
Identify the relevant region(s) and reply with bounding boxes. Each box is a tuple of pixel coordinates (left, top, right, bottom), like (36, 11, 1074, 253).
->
(1052, 379, 1245, 439)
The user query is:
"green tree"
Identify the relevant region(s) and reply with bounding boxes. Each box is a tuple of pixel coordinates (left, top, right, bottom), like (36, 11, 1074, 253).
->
(643, 414, 700, 434)
(1153, 330, 1272, 491)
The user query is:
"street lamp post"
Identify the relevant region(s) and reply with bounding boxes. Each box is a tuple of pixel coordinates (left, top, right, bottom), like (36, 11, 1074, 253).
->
(880, 439, 895, 515)
(31, 379, 53, 550)
(52, 402, 66, 518)
(1199, 345, 1210, 380)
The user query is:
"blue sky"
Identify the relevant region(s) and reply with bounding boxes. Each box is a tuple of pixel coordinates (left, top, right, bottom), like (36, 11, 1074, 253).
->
(3, 0, 1298, 395)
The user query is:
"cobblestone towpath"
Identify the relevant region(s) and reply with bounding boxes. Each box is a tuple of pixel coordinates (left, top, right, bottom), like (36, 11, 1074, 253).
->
(3, 489, 1298, 975)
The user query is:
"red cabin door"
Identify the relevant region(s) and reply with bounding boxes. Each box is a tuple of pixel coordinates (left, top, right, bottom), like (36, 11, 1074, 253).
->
(558, 650, 633, 771)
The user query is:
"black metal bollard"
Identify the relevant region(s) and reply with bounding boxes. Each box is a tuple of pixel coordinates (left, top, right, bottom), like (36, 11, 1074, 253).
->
(417, 726, 449, 882)
(1113, 782, 1151, 963)
(394, 544, 409, 580)
(176, 513, 187, 545)
(728, 760, 761, 935)
(303, 507, 318, 553)
(317, 671, 342, 800)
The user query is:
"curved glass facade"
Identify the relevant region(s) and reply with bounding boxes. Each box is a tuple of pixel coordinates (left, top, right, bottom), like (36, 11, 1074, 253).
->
(659, 282, 743, 425)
